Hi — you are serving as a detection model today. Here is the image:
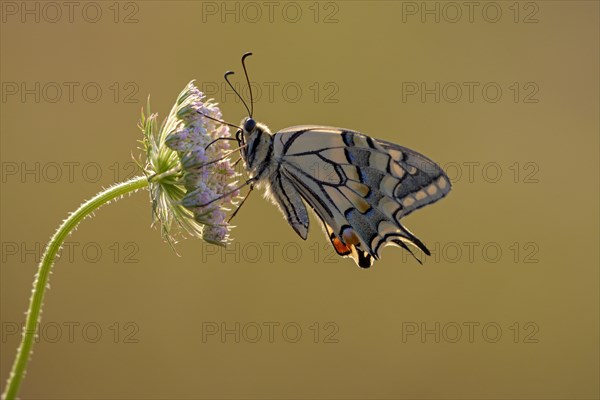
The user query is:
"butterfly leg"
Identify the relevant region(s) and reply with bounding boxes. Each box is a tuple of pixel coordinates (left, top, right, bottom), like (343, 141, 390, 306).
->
(227, 183, 254, 223)
(232, 157, 243, 168)
(195, 178, 256, 208)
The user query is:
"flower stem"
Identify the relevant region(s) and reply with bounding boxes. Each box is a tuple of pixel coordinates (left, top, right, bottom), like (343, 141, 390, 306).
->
(148, 166, 181, 183)
(2, 175, 149, 400)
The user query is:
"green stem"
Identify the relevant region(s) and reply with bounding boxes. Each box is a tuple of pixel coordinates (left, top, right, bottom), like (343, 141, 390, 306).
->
(2, 175, 149, 400)
(148, 166, 181, 183)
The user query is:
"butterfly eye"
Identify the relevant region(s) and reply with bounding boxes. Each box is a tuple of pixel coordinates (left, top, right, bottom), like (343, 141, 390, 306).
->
(244, 118, 256, 132)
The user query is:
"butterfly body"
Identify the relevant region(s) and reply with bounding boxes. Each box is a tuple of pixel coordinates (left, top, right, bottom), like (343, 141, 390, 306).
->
(237, 117, 451, 268)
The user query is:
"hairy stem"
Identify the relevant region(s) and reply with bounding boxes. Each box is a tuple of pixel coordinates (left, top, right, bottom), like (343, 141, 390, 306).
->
(2, 175, 149, 400)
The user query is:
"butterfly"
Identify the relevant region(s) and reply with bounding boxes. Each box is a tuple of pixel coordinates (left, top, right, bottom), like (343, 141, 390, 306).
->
(204, 53, 451, 268)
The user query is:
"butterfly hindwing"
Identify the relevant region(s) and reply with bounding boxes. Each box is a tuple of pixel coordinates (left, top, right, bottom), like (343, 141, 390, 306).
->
(375, 138, 451, 219)
(266, 172, 309, 240)
(271, 126, 451, 267)
(323, 220, 373, 269)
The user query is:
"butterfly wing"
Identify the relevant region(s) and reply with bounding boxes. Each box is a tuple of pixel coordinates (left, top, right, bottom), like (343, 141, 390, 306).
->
(265, 171, 310, 240)
(271, 126, 451, 268)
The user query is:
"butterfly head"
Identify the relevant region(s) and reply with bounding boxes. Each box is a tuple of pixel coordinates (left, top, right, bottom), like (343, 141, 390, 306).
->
(237, 117, 273, 175)
(243, 117, 256, 132)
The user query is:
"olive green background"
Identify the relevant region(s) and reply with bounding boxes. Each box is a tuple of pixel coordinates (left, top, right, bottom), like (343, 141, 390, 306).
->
(1, 1, 598, 399)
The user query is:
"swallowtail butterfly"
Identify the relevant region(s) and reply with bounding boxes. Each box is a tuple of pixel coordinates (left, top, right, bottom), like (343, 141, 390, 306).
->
(205, 53, 451, 268)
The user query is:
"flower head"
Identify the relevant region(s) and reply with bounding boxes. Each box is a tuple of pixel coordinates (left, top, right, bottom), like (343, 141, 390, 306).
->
(139, 81, 240, 246)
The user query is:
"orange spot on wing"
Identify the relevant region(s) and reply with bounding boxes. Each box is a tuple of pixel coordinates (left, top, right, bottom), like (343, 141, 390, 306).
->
(332, 237, 352, 255)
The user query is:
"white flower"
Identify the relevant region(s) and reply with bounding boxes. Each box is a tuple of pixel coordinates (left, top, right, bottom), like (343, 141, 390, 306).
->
(140, 81, 240, 246)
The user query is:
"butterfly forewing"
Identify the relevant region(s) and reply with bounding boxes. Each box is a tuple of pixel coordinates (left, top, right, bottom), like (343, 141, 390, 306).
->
(266, 126, 451, 268)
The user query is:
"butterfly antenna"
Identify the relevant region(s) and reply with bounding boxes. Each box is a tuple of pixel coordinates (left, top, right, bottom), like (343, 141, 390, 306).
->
(224, 71, 252, 117)
(241, 52, 254, 118)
